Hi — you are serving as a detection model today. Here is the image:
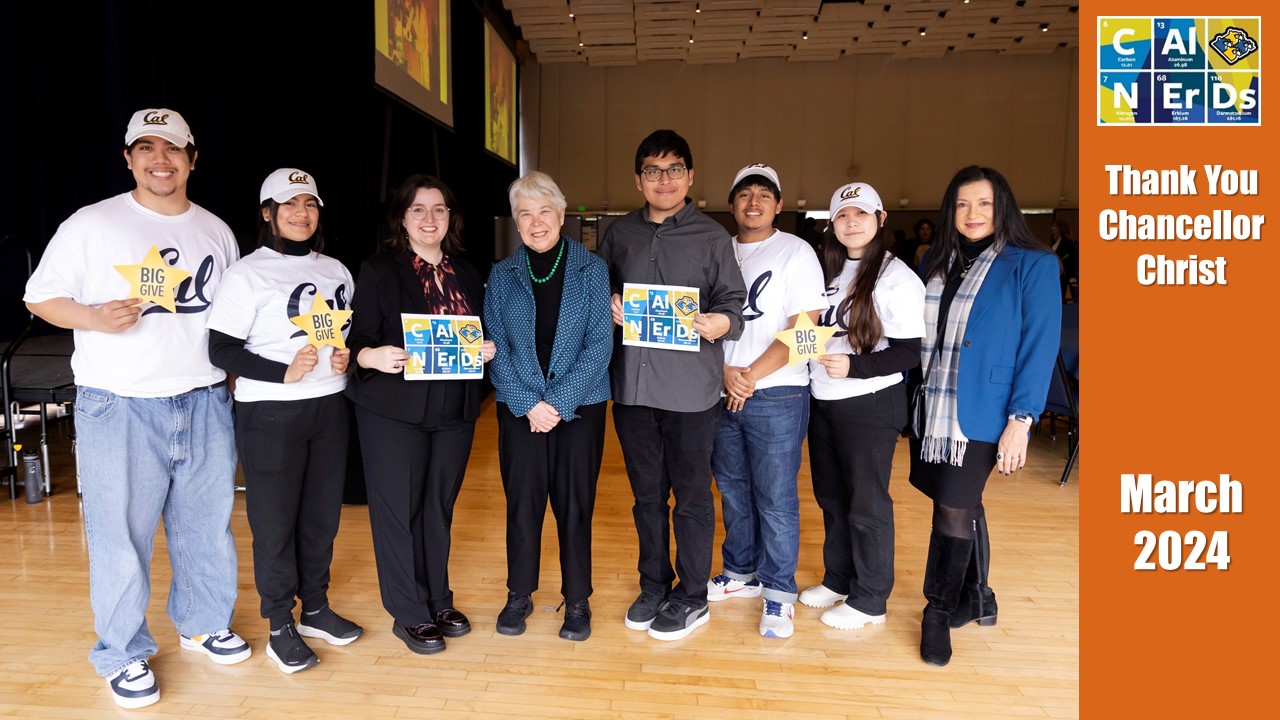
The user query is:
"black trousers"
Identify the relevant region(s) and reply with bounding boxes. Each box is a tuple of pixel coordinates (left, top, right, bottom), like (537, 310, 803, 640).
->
(612, 402, 721, 607)
(236, 392, 350, 628)
(497, 401, 606, 602)
(807, 384, 906, 616)
(354, 405, 474, 626)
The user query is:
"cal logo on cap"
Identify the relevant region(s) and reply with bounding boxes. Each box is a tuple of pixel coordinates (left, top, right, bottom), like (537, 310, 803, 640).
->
(143, 111, 170, 126)
(841, 186, 861, 200)
(288, 171, 310, 184)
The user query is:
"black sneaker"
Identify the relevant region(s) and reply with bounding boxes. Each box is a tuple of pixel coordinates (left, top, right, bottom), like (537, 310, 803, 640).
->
(647, 601, 709, 641)
(624, 589, 668, 631)
(266, 622, 320, 674)
(392, 621, 446, 655)
(496, 593, 534, 636)
(298, 605, 364, 646)
(435, 608, 471, 638)
(107, 660, 159, 709)
(559, 599, 591, 642)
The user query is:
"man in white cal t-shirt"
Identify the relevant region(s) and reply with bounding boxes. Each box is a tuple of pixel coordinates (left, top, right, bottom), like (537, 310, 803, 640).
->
(23, 108, 249, 709)
(706, 164, 827, 639)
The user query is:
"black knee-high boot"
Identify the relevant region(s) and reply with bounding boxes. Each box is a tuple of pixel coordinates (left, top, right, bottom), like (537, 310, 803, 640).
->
(950, 515, 998, 628)
(920, 529, 974, 666)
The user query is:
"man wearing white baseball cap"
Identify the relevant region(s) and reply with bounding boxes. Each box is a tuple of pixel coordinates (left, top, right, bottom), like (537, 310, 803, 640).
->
(706, 164, 827, 639)
(25, 107, 248, 708)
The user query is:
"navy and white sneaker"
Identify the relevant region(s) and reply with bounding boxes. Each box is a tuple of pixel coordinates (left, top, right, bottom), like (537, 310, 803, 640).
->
(107, 660, 159, 709)
(706, 573, 763, 602)
(179, 628, 252, 665)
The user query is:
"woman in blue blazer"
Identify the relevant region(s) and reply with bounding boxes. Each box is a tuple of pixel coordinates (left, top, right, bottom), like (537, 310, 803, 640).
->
(910, 166, 1061, 667)
(484, 171, 613, 642)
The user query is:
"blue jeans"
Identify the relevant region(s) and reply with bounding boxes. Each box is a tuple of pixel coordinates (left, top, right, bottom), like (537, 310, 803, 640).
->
(75, 383, 239, 677)
(710, 384, 808, 603)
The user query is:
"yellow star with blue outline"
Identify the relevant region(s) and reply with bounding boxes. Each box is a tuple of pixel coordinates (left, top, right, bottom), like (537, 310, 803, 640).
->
(773, 312, 838, 366)
(289, 293, 353, 349)
(112, 245, 192, 313)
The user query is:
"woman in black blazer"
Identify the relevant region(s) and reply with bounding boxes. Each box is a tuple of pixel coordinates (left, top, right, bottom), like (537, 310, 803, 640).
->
(345, 174, 495, 655)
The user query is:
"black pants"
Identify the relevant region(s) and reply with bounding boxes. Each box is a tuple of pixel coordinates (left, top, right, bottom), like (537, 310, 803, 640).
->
(497, 401, 606, 602)
(612, 402, 720, 607)
(354, 405, 474, 626)
(236, 392, 349, 628)
(807, 384, 906, 616)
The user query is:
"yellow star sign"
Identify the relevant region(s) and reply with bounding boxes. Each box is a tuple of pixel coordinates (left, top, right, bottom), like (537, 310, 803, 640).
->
(773, 313, 838, 366)
(290, 293, 353, 349)
(112, 245, 192, 313)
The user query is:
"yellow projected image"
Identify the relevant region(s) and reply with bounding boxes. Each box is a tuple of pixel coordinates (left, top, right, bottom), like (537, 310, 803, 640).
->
(377, 0, 438, 92)
(484, 22, 516, 165)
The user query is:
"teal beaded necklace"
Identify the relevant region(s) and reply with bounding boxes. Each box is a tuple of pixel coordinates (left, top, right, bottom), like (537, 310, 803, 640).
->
(526, 239, 565, 284)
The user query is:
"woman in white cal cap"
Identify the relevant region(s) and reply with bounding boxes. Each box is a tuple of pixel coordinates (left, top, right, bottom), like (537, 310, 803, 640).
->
(207, 168, 363, 673)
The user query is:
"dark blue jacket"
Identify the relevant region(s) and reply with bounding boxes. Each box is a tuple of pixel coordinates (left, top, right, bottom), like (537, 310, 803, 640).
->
(484, 238, 612, 420)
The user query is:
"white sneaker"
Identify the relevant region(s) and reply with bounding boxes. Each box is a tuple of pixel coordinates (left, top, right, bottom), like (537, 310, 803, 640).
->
(798, 584, 848, 608)
(820, 603, 886, 630)
(179, 628, 252, 665)
(107, 660, 159, 709)
(707, 573, 763, 602)
(759, 600, 795, 639)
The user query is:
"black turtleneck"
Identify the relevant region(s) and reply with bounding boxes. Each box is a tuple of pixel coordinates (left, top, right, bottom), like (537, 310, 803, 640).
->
(527, 237, 565, 376)
(937, 235, 995, 336)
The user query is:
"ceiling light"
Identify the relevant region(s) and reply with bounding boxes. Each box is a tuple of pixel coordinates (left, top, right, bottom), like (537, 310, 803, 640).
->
(1041, 23, 1050, 32)
(802, 31, 808, 40)
(919, 28, 926, 36)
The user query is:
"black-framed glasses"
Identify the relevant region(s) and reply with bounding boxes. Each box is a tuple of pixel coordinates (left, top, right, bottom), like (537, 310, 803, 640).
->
(408, 205, 450, 219)
(640, 165, 687, 182)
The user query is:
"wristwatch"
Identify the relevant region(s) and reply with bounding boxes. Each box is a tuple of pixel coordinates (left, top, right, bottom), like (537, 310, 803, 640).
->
(1009, 413, 1035, 425)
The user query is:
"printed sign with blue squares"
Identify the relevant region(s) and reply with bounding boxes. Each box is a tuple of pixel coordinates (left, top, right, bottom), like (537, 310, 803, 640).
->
(1099, 16, 1260, 126)
(621, 283, 700, 352)
(401, 314, 485, 380)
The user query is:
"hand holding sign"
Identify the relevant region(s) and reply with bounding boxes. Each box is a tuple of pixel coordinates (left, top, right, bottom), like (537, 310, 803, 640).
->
(113, 245, 192, 313)
(289, 293, 353, 349)
(774, 313, 838, 366)
(284, 345, 319, 383)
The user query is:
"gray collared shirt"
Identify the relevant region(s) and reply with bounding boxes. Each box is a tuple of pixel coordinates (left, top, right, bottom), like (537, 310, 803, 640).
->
(598, 200, 746, 412)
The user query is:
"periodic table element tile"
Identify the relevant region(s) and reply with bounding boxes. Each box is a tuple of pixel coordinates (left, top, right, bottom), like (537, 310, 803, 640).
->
(1208, 71, 1261, 124)
(621, 283, 701, 352)
(1100, 18, 1154, 71)
(1099, 70, 1152, 124)
(1155, 18, 1207, 70)
(1207, 18, 1261, 71)
(1155, 71, 1208, 124)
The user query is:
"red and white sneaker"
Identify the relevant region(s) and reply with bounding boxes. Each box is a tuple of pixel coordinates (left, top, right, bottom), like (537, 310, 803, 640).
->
(706, 573, 763, 602)
(759, 600, 795, 639)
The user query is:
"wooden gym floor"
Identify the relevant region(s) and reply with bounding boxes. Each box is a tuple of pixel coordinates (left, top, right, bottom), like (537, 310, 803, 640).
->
(0, 397, 1078, 719)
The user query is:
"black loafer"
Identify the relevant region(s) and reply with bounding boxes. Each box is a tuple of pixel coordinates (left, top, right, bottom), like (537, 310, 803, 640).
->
(392, 622, 445, 654)
(435, 608, 471, 638)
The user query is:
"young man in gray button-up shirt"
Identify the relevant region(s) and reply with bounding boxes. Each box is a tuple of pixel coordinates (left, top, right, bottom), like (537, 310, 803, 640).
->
(598, 129, 746, 641)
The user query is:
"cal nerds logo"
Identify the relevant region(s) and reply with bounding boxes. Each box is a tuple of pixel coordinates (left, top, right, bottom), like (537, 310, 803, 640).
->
(1210, 27, 1259, 65)
(457, 322, 482, 343)
(1098, 16, 1260, 125)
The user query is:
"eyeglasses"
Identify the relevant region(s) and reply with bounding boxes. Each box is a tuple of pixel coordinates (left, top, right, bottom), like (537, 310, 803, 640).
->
(640, 165, 688, 182)
(408, 205, 450, 219)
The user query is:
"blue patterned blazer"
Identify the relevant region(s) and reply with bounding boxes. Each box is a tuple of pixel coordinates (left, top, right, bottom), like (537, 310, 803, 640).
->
(484, 238, 612, 420)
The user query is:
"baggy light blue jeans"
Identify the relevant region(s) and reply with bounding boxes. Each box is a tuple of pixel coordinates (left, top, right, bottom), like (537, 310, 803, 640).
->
(75, 383, 239, 677)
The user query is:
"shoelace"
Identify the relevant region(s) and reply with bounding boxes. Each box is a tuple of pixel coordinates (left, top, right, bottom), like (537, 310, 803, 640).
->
(712, 574, 733, 585)
(123, 660, 148, 680)
(764, 600, 786, 617)
(564, 601, 589, 619)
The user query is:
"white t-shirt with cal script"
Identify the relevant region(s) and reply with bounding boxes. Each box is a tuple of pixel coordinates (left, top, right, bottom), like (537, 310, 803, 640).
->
(206, 247, 355, 403)
(809, 253, 926, 401)
(722, 230, 827, 389)
(24, 192, 239, 397)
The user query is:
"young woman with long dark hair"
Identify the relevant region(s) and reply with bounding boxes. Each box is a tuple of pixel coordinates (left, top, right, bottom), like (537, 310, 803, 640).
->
(798, 182, 925, 632)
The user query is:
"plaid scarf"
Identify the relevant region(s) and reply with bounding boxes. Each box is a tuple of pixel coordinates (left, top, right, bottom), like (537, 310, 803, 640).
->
(919, 242, 1002, 466)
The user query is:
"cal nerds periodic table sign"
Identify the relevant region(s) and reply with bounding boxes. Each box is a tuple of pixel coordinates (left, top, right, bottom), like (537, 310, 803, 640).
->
(400, 314, 485, 380)
(621, 283, 700, 352)
(1099, 17, 1261, 125)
